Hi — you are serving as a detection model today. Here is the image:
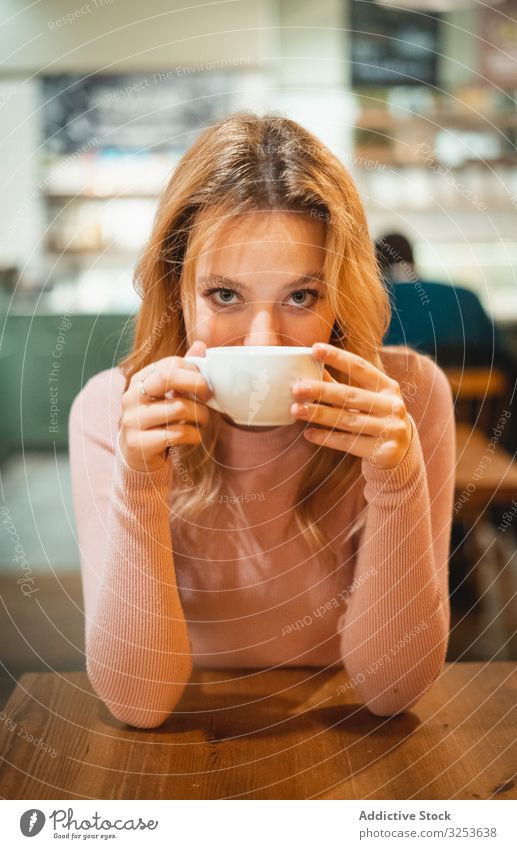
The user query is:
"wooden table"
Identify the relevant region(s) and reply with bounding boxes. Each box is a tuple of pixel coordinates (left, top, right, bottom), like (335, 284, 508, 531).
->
(455, 423, 517, 508)
(0, 663, 516, 800)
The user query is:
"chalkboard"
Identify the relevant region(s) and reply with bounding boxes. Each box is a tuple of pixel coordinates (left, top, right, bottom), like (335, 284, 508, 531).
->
(351, 1, 441, 87)
(41, 72, 235, 154)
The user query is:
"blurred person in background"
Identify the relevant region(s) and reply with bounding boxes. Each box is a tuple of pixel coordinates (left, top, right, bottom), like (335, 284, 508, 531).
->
(376, 232, 517, 612)
(376, 232, 516, 456)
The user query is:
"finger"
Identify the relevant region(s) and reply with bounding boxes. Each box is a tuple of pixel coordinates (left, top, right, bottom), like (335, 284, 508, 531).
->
(185, 339, 207, 358)
(293, 403, 389, 437)
(130, 398, 210, 430)
(131, 360, 213, 404)
(127, 424, 203, 455)
(304, 427, 375, 458)
(321, 367, 338, 383)
(156, 423, 204, 446)
(292, 380, 400, 416)
(312, 343, 396, 393)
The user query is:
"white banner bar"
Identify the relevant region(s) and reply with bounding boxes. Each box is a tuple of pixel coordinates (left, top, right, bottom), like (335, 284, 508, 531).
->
(2, 799, 516, 848)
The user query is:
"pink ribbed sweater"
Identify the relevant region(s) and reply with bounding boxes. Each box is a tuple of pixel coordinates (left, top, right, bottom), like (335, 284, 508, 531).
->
(68, 346, 455, 728)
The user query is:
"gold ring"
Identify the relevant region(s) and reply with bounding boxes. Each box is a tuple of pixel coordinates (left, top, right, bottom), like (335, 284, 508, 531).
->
(140, 373, 159, 401)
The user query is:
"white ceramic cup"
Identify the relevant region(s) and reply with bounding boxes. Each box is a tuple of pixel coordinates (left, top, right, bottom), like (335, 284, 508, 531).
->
(184, 345, 325, 426)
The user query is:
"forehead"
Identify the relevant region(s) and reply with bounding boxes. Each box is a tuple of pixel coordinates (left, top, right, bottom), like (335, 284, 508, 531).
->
(193, 209, 326, 280)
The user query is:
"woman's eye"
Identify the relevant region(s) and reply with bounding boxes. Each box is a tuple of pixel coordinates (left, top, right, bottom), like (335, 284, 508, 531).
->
(206, 287, 239, 306)
(288, 289, 320, 308)
(203, 287, 321, 309)
(217, 288, 237, 304)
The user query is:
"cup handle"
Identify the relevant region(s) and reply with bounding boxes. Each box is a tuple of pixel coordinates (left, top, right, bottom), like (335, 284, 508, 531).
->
(184, 355, 224, 414)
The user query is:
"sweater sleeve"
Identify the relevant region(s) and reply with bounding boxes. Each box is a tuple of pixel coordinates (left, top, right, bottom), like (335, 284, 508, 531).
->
(337, 355, 455, 716)
(68, 369, 192, 728)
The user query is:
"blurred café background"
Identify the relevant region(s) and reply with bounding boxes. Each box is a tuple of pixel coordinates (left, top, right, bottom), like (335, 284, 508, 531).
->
(0, 0, 516, 705)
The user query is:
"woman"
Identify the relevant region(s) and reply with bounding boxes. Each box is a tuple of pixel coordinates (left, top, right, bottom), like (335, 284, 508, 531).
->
(69, 111, 455, 729)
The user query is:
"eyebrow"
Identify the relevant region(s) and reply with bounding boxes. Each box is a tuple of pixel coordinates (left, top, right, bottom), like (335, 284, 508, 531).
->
(197, 272, 325, 293)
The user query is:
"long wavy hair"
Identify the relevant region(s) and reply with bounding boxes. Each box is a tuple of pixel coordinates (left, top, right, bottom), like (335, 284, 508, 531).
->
(118, 110, 391, 559)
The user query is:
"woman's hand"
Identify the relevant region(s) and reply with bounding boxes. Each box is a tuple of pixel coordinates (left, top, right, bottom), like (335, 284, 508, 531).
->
(290, 342, 413, 470)
(119, 340, 213, 472)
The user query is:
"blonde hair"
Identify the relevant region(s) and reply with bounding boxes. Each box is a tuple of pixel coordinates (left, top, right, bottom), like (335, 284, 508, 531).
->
(118, 111, 391, 560)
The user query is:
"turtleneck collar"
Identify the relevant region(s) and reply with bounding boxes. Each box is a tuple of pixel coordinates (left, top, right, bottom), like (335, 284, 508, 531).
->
(214, 412, 315, 469)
